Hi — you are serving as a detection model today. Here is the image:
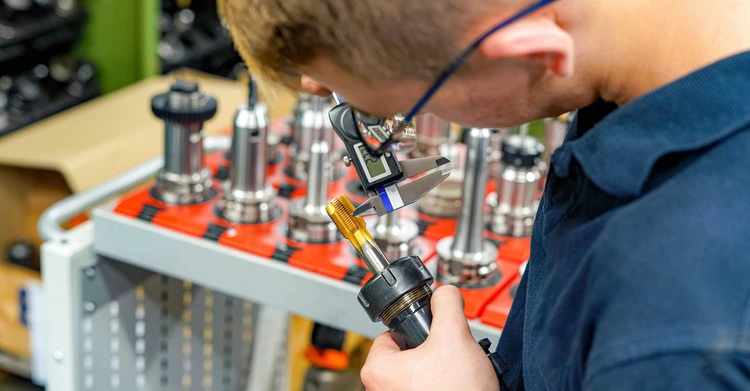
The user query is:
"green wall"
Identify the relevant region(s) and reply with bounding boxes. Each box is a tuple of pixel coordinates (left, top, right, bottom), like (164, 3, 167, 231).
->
(75, 0, 160, 93)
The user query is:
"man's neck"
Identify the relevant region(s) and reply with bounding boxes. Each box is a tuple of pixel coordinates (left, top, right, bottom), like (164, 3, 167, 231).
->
(591, 0, 750, 105)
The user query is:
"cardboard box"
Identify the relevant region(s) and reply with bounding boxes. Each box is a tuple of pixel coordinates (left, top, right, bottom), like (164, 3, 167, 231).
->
(0, 263, 39, 360)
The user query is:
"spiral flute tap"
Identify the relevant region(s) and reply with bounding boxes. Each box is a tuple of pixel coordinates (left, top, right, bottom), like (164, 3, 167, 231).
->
(436, 128, 501, 288)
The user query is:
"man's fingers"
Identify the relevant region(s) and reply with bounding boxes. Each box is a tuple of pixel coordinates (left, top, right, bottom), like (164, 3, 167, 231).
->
(367, 331, 401, 357)
(301, 75, 331, 96)
(429, 285, 472, 340)
(361, 332, 405, 390)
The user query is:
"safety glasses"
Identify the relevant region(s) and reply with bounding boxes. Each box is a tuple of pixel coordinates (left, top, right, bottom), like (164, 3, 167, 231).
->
(354, 0, 559, 157)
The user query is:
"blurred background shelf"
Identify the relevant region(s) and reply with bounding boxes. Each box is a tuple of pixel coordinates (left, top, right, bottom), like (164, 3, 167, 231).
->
(0, 7, 87, 74)
(158, 0, 243, 77)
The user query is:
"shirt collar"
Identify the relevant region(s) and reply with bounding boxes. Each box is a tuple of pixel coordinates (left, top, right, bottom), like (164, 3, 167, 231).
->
(551, 50, 750, 199)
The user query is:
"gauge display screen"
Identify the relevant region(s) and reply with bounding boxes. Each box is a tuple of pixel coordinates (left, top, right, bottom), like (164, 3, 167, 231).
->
(357, 143, 387, 178)
(367, 125, 390, 143)
(354, 142, 390, 181)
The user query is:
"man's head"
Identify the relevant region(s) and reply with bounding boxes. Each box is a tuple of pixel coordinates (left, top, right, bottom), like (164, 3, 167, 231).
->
(221, 0, 599, 128)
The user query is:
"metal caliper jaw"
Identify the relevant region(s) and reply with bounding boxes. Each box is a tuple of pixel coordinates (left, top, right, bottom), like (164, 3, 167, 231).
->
(352, 157, 452, 217)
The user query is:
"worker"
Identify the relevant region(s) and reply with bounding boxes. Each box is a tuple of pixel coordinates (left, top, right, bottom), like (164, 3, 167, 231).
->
(222, 0, 750, 389)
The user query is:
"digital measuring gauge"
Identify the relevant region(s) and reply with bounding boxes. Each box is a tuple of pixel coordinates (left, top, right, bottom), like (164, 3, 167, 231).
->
(329, 103, 405, 192)
(354, 142, 390, 181)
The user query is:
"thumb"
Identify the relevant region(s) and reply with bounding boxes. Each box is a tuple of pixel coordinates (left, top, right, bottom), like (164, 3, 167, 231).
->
(367, 331, 402, 357)
(428, 285, 472, 340)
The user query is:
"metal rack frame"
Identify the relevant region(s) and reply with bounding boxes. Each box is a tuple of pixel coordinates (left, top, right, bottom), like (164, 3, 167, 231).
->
(92, 209, 503, 344)
(42, 222, 290, 391)
(39, 138, 502, 391)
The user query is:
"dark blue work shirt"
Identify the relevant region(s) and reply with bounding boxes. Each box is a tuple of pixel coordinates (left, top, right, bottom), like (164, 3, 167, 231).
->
(497, 51, 750, 390)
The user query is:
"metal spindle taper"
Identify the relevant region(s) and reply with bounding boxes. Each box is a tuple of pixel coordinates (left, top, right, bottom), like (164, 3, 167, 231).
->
(215, 77, 279, 223)
(285, 96, 338, 181)
(436, 128, 501, 288)
(417, 132, 463, 217)
(411, 113, 451, 158)
(287, 139, 340, 243)
(369, 209, 419, 261)
(150, 80, 217, 204)
(489, 128, 515, 178)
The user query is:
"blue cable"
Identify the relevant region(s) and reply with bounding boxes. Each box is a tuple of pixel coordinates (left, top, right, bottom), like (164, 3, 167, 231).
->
(373, 0, 559, 156)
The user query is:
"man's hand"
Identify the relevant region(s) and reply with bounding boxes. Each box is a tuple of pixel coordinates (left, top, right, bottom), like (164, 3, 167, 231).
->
(361, 285, 500, 391)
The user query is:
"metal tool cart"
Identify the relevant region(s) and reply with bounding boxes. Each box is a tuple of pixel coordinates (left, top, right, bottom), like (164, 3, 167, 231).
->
(39, 162, 503, 391)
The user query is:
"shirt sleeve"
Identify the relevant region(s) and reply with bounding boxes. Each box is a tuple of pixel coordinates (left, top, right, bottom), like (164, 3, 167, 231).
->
(584, 351, 750, 391)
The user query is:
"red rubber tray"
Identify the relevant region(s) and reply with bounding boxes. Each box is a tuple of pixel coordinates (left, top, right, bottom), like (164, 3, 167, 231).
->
(481, 275, 522, 328)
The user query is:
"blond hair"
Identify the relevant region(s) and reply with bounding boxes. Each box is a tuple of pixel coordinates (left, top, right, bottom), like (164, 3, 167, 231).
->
(220, 0, 502, 91)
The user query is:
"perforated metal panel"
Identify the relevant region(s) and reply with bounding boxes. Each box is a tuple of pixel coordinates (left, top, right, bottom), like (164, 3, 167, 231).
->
(79, 259, 258, 391)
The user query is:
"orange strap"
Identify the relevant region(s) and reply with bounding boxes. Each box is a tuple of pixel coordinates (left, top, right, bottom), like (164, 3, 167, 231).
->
(304, 346, 350, 371)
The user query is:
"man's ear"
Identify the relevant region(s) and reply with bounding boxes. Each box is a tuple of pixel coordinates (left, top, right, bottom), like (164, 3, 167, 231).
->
(479, 15, 574, 77)
(301, 75, 333, 97)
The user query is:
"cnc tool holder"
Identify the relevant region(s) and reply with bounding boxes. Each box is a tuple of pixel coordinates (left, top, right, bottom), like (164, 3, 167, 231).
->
(287, 139, 341, 244)
(436, 128, 501, 288)
(285, 96, 339, 182)
(368, 210, 420, 261)
(151, 80, 218, 204)
(411, 113, 451, 158)
(417, 133, 464, 218)
(215, 83, 280, 224)
(486, 134, 544, 237)
(488, 128, 514, 178)
(358, 256, 434, 350)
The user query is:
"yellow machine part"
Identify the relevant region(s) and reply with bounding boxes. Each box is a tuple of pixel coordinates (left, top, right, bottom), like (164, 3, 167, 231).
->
(287, 316, 373, 391)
